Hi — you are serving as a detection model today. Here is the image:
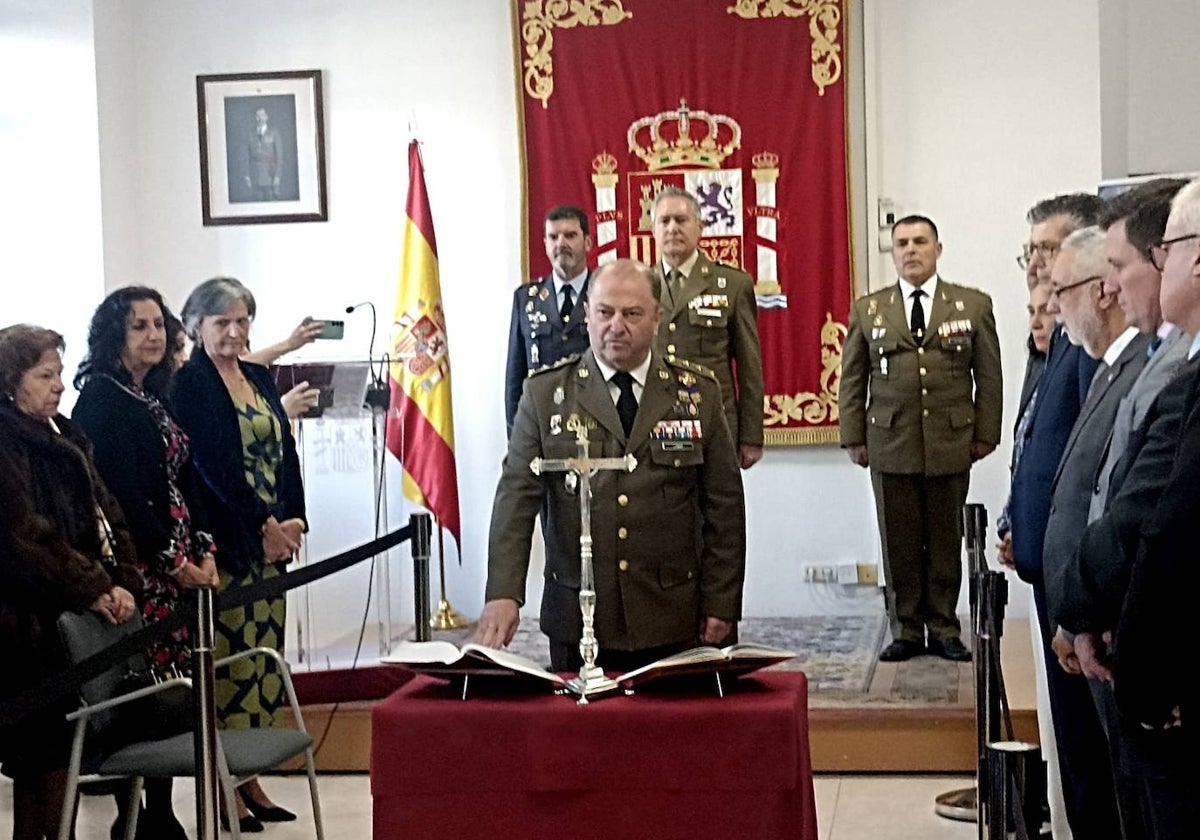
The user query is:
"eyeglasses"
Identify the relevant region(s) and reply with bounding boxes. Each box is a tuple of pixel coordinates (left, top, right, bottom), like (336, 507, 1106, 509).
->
(1148, 233, 1200, 272)
(1017, 241, 1060, 271)
(1050, 274, 1104, 298)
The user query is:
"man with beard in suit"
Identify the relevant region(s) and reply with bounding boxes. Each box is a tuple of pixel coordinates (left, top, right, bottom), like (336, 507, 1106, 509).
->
(477, 259, 746, 672)
(1040, 226, 1151, 839)
(1052, 178, 1194, 839)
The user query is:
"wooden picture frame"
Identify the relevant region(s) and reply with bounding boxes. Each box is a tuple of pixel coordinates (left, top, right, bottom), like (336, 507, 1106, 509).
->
(196, 69, 328, 225)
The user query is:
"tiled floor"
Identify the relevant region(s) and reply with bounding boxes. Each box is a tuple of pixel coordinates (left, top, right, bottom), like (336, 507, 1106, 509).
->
(1, 772, 981, 839)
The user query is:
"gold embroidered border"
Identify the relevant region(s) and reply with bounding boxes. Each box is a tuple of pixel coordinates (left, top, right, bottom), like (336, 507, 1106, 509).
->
(726, 0, 843, 96)
(763, 312, 846, 445)
(520, 0, 632, 109)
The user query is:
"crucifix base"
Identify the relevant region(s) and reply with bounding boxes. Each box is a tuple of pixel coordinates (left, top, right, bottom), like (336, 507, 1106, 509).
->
(564, 667, 620, 704)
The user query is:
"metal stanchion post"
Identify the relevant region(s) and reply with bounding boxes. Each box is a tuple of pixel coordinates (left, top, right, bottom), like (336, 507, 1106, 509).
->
(193, 586, 220, 840)
(411, 513, 433, 642)
(936, 503, 994, 835)
(987, 741, 1044, 840)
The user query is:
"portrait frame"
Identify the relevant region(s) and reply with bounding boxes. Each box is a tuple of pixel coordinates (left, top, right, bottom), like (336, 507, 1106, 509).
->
(196, 69, 328, 225)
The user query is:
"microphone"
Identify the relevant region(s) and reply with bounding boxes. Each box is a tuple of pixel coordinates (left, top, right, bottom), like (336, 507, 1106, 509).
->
(345, 302, 389, 410)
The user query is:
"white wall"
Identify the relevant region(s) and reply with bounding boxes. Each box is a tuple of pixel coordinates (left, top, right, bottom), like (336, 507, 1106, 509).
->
(864, 0, 1103, 618)
(0, 0, 105, 410)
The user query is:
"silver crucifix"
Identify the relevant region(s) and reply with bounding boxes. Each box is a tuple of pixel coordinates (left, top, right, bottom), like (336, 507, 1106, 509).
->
(530, 415, 637, 703)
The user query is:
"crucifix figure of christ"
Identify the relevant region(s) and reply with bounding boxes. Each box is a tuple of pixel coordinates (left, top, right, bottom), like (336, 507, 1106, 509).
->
(530, 415, 637, 703)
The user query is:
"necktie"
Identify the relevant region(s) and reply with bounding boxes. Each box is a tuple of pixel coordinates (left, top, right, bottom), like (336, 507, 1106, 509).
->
(560, 286, 574, 323)
(611, 371, 637, 437)
(1086, 361, 1110, 401)
(667, 269, 684, 305)
(1147, 336, 1163, 360)
(909, 289, 926, 339)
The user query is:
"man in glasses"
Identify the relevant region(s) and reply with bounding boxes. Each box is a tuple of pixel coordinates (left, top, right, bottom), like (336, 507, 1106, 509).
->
(1002, 193, 1118, 840)
(1042, 226, 1152, 838)
(1052, 178, 1195, 838)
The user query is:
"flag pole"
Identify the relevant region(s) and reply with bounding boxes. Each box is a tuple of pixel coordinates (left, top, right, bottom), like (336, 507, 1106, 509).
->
(430, 515, 469, 630)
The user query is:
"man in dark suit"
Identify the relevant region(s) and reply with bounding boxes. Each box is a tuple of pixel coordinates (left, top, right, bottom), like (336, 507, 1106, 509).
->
(477, 259, 746, 672)
(651, 187, 764, 469)
(504, 205, 593, 436)
(840, 215, 1003, 662)
(1049, 180, 1194, 839)
(1000, 193, 1116, 840)
(1109, 179, 1200, 824)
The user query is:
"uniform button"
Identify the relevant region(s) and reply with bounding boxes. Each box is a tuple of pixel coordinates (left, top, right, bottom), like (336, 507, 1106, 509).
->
(619, 560, 629, 572)
(618, 494, 629, 507)
(687, 571, 694, 580)
(870, 417, 876, 425)
(918, 347, 925, 355)
(562, 335, 569, 342)
(618, 527, 628, 539)
(919, 367, 927, 376)
(668, 323, 677, 332)
(922, 409, 929, 417)
(673, 458, 682, 467)
(667, 344, 676, 353)
(922, 388, 928, 396)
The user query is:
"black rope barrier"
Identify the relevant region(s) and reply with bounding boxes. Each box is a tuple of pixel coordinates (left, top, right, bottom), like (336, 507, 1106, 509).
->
(0, 524, 413, 729)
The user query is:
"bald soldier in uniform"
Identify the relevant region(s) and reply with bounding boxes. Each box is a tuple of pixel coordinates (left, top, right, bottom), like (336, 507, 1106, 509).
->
(840, 215, 1003, 662)
(652, 187, 765, 469)
(475, 259, 746, 671)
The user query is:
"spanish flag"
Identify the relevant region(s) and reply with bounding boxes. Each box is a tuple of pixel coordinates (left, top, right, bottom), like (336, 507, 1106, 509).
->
(386, 140, 461, 548)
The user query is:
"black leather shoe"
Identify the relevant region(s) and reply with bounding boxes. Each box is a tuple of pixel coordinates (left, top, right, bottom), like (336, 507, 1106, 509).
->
(878, 639, 924, 662)
(220, 812, 264, 833)
(928, 637, 972, 662)
(243, 798, 297, 823)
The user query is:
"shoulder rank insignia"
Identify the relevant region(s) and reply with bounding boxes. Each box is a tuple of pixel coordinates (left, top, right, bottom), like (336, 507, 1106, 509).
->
(539, 287, 551, 300)
(529, 354, 579, 377)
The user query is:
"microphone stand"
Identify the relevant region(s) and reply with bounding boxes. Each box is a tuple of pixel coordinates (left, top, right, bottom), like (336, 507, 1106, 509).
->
(345, 301, 390, 410)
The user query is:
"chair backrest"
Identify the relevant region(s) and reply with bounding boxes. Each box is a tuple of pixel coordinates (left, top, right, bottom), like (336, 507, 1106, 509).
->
(56, 610, 148, 733)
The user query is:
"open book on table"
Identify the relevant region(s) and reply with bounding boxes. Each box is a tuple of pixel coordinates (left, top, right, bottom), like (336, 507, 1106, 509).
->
(382, 640, 565, 688)
(615, 643, 796, 690)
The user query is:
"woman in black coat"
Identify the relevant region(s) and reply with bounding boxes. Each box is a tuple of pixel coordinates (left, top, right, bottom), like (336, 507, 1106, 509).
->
(0, 324, 140, 840)
(74, 287, 218, 839)
(171, 277, 306, 829)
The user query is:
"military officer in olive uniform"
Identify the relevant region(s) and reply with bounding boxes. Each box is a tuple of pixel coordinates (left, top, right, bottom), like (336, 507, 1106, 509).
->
(504, 205, 593, 436)
(652, 187, 765, 469)
(840, 215, 1003, 662)
(477, 259, 746, 671)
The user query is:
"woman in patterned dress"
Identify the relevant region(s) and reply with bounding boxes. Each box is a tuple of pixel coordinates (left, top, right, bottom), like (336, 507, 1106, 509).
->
(171, 277, 306, 831)
(74, 287, 218, 839)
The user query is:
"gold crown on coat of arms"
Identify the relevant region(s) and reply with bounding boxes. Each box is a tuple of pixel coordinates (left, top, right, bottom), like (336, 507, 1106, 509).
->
(627, 99, 742, 172)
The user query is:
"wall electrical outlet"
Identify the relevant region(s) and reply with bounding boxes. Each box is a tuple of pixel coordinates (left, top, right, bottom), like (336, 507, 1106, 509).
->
(803, 565, 838, 583)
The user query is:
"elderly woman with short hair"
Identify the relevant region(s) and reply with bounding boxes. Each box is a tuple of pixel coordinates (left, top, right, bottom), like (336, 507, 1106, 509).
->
(170, 277, 306, 831)
(0, 324, 140, 840)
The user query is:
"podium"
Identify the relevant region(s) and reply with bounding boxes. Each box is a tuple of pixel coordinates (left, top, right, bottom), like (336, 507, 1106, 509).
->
(273, 359, 407, 670)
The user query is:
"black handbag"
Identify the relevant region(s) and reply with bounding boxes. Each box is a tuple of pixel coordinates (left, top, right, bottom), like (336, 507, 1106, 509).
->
(111, 666, 194, 744)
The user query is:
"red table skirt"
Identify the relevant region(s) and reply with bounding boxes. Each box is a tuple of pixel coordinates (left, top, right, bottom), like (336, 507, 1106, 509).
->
(371, 670, 817, 840)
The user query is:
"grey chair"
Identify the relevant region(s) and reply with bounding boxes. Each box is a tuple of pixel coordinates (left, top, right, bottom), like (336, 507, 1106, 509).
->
(56, 610, 325, 840)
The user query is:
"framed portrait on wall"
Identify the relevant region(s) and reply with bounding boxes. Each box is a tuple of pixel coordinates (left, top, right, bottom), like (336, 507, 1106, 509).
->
(196, 69, 327, 225)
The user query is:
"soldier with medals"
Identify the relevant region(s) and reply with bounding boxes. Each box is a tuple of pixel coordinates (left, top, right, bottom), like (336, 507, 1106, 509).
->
(651, 187, 765, 469)
(504, 205, 593, 436)
(477, 259, 746, 672)
(840, 215, 1003, 662)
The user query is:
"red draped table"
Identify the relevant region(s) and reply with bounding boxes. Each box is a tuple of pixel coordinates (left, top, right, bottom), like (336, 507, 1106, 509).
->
(370, 670, 817, 840)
